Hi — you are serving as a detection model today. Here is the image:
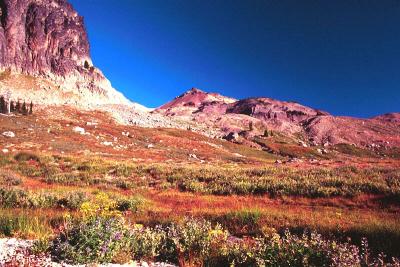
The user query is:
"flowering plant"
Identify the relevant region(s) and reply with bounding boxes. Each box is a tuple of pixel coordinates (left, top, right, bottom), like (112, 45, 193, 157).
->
(50, 193, 129, 264)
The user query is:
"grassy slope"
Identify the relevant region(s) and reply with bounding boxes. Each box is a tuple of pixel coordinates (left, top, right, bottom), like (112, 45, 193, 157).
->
(0, 108, 400, 257)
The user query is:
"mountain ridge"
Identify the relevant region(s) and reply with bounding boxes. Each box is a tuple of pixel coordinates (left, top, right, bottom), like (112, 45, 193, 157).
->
(155, 87, 400, 148)
(0, 0, 398, 150)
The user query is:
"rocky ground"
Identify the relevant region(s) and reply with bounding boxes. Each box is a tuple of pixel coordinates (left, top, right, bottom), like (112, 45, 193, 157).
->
(0, 239, 176, 267)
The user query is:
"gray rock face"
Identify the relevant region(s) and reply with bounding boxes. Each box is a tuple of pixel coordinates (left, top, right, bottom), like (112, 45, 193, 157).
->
(0, 0, 130, 106)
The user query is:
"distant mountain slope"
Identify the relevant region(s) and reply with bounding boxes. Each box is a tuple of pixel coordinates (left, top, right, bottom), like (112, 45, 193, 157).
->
(304, 115, 400, 147)
(155, 88, 400, 147)
(372, 113, 400, 124)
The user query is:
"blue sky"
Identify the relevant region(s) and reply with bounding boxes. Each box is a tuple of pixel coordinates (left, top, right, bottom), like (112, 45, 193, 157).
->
(69, 0, 400, 117)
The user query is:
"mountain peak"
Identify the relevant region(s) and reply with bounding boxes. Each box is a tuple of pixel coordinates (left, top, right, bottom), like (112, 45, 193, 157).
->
(158, 88, 237, 111)
(186, 88, 205, 94)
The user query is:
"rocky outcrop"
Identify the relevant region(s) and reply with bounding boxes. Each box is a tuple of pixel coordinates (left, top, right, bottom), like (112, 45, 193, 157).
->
(226, 98, 328, 123)
(0, 0, 129, 106)
(372, 113, 400, 125)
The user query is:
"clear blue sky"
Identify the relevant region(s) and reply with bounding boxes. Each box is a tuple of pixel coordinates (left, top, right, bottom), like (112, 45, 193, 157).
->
(69, 0, 400, 117)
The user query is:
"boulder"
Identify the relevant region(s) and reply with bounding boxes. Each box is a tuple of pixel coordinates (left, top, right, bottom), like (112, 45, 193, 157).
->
(224, 132, 240, 142)
(72, 126, 85, 135)
(2, 131, 15, 138)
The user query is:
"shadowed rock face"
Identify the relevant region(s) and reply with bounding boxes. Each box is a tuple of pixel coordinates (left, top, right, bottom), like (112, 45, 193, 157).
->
(0, 0, 129, 106)
(226, 98, 329, 123)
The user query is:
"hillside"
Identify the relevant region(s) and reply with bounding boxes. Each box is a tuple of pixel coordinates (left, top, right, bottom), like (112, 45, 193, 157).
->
(155, 88, 400, 149)
(0, 1, 398, 152)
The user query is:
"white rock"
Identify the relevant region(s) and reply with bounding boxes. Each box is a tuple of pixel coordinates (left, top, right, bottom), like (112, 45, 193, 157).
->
(146, 144, 154, 149)
(299, 141, 308, 147)
(102, 141, 113, 146)
(189, 153, 198, 159)
(1, 149, 9, 153)
(2, 131, 15, 138)
(72, 126, 85, 135)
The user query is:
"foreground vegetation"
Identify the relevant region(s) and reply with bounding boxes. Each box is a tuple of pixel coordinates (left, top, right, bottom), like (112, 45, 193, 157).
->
(0, 152, 400, 265)
(31, 193, 399, 266)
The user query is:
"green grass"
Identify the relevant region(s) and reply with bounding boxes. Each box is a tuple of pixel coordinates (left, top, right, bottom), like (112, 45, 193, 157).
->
(0, 187, 89, 209)
(0, 154, 12, 167)
(0, 210, 54, 239)
(334, 143, 378, 158)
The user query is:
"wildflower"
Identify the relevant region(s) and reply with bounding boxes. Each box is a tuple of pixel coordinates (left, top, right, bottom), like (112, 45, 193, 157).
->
(133, 224, 144, 230)
(208, 229, 224, 238)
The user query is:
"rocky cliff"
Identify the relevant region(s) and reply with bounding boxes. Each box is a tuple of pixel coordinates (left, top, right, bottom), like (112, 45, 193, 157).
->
(0, 0, 129, 106)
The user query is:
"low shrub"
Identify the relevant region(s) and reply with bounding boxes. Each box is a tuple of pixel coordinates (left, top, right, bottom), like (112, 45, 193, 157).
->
(223, 210, 262, 236)
(112, 164, 134, 177)
(0, 170, 22, 186)
(224, 237, 262, 266)
(51, 193, 131, 264)
(56, 192, 88, 210)
(167, 217, 226, 266)
(16, 162, 46, 177)
(115, 179, 136, 190)
(31, 237, 51, 255)
(14, 152, 41, 163)
(116, 196, 145, 213)
(0, 154, 12, 167)
(258, 231, 361, 266)
(0, 187, 86, 210)
(130, 224, 166, 261)
(0, 187, 30, 208)
(51, 216, 131, 264)
(44, 172, 91, 185)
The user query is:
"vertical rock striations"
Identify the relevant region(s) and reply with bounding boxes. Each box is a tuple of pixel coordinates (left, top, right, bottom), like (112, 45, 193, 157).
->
(0, 0, 130, 106)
